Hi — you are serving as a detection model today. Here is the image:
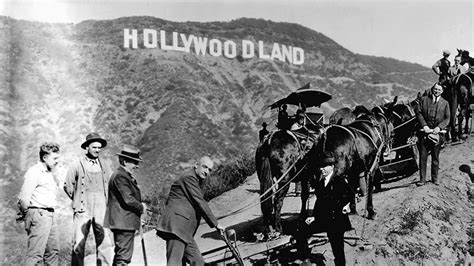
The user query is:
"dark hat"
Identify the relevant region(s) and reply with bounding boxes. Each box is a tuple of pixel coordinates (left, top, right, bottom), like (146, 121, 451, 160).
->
(461, 50, 470, 58)
(262, 122, 267, 127)
(427, 133, 440, 145)
(320, 156, 336, 166)
(81, 132, 107, 149)
(116, 145, 143, 162)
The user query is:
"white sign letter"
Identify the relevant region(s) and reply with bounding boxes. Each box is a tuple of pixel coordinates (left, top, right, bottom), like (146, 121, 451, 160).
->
(193, 36, 208, 55)
(160, 30, 173, 50)
(270, 43, 284, 62)
(258, 41, 270, 59)
(143, 29, 157, 48)
(242, 40, 254, 58)
(223, 40, 237, 58)
(209, 39, 222, 57)
(293, 47, 305, 65)
(123, 29, 138, 49)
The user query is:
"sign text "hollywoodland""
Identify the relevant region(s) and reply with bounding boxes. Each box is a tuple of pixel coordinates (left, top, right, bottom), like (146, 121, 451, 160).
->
(124, 29, 305, 65)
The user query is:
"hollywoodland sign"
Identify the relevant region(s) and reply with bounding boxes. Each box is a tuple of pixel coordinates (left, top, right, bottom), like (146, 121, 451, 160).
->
(123, 29, 305, 65)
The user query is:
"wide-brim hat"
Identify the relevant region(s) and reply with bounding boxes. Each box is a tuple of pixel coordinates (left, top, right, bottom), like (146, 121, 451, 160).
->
(427, 133, 440, 145)
(81, 132, 107, 149)
(116, 145, 143, 162)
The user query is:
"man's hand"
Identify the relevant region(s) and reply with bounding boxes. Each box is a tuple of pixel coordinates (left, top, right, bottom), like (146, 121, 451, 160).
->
(433, 127, 440, 134)
(141, 203, 147, 214)
(423, 126, 433, 134)
(342, 203, 351, 214)
(305, 217, 315, 225)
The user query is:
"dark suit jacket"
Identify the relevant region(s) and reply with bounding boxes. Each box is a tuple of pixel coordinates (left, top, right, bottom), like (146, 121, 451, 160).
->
(104, 166, 143, 231)
(415, 95, 450, 130)
(156, 169, 218, 244)
(311, 174, 352, 233)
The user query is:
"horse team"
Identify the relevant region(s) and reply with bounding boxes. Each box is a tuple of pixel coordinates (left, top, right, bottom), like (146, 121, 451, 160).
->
(256, 49, 473, 238)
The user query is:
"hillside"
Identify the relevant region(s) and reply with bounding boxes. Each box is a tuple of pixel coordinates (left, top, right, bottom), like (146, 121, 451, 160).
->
(131, 137, 473, 265)
(0, 15, 442, 263)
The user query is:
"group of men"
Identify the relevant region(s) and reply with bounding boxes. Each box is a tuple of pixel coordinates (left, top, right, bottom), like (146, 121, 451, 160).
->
(18, 132, 224, 265)
(432, 49, 470, 86)
(18, 133, 146, 265)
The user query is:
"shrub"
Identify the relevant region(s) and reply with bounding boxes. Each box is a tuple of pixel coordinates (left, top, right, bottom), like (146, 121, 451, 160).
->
(202, 152, 256, 201)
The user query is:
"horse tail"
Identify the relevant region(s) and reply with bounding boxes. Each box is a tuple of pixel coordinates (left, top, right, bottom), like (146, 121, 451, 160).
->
(257, 154, 273, 229)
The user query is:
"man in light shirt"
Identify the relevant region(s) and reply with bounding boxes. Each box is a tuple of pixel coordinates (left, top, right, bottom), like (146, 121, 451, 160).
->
(64, 132, 113, 265)
(18, 142, 61, 266)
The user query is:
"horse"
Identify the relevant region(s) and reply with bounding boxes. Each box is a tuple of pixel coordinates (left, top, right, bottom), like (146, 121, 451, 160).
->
(303, 97, 397, 219)
(328, 105, 372, 125)
(255, 123, 324, 237)
(449, 73, 472, 140)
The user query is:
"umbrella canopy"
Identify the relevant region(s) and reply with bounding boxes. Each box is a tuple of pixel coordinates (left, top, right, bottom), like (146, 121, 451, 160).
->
(269, 83, 332, 109)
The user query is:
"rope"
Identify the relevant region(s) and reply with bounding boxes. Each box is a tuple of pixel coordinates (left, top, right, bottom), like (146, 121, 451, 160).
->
(215, 157, 308, 221)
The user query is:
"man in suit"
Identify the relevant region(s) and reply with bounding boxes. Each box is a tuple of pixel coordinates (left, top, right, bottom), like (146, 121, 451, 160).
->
(104, 145, 146, 265)
(64, 132, 114, 265)
(296, 156, 353, 265)
(156, 156, 225, 266)
(259, 122, 269, 142)
(415, 83, 450, 186)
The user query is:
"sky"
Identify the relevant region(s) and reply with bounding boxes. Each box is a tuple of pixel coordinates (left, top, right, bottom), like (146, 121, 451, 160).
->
(1, 0, 472, 67)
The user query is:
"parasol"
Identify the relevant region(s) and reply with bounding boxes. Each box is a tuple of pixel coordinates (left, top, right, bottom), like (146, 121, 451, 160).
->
(269, 83, 332, 109)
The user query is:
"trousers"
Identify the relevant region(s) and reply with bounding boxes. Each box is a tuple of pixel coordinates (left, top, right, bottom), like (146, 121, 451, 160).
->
(166, 235, 204, 266)
(25, 208, 59, 266)
(72, 192, 114, 266)
(419, 138, 442, 183)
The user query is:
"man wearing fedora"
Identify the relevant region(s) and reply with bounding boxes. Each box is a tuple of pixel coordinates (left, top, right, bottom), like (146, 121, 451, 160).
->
(415, 83, 450, 186)
(64, 132, 114, 265)
(104, 145, 146, 265)
(156, 156, 224, 266)
(295, 155, 353, 265)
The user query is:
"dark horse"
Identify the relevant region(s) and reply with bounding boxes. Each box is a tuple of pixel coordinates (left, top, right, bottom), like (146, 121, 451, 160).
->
(448, 73, 472, 140)
(255, 124, 324, 236)
(445, 49, 474, 140)
(303, 98, 396, 219)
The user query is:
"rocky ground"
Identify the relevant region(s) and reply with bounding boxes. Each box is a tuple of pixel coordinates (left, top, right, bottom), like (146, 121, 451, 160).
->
(132, 135, 473, 265)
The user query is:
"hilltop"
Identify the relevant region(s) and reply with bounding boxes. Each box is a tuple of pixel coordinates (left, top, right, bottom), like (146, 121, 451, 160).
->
(0, 15, 442, 263)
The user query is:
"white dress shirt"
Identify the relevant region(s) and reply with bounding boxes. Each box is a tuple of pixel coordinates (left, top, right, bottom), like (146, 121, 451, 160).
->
(18, 162, 59, 211)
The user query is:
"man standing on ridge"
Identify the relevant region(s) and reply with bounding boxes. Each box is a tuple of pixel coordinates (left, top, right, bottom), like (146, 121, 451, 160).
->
(156, 156, 225, 266)
(104, 145, 146, 265)
(18, 142, 61, 266)
(415, 83, 450, 186)
(64, 132, 114, 265)
(432, 50, 451, 86)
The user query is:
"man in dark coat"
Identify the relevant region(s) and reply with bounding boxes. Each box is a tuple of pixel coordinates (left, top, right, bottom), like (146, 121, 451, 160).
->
(415, 83, 450, 186)
(156, 156, 224, 266)
(296, 156, 353, 265)
(259, 122, 269, 142)
(104, 145, 146, 265)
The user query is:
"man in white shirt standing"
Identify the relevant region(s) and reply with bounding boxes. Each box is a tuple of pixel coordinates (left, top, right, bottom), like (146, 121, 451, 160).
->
(18, 142, 61, 266)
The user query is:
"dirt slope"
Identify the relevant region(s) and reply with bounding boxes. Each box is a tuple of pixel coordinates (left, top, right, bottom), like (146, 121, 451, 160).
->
(133, 136, 473, 265)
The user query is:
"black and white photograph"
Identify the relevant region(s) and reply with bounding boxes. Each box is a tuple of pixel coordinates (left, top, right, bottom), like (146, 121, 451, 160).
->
(1, 0, 473, 265)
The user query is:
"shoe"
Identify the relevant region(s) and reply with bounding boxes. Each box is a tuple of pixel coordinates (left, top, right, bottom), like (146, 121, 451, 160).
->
(416, 181, 426, 186)
(433, 181, 440, 186)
